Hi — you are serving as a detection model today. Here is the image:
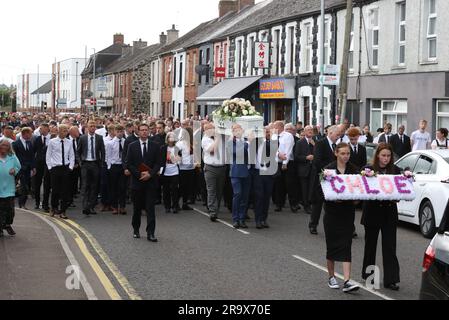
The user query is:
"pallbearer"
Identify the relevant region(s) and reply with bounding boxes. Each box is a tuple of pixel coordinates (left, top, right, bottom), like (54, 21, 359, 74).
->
(106, 125, 127, 215)
(46, 124, 75, 220)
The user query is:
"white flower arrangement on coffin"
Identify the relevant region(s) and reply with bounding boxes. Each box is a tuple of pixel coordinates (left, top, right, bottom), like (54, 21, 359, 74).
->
(212, 98, 264, 137)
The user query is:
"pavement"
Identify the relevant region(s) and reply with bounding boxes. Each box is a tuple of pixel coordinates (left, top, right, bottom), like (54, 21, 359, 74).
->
(0, 197, 430, 300)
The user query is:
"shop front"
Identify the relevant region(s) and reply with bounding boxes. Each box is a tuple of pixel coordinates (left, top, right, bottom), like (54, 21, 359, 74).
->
(259, 78, 297, 124)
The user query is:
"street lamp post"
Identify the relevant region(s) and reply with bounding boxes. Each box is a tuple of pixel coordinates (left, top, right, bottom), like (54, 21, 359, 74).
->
(320, 0, 325, 133)
(92, 48, 97, 112)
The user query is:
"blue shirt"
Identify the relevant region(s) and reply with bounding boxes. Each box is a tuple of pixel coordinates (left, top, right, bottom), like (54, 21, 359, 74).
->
(0, 154, 21, 198)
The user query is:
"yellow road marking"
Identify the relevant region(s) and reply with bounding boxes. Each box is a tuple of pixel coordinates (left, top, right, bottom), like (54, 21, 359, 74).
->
(50, 218, 122, 300)
(20, 208, 123, 300)
(65, 219, 142, 300)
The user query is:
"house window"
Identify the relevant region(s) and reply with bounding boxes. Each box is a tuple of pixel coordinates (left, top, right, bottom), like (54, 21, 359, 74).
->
(304, 23, 312, 73)
(288, 26, 296, 74)
(323, 19, 330, 66)
(206, 48, 210, 84)
(173, 57, 177, 87)
(237, 40, 243, 77)
(426, 0, 437, 60)
(248, 36, 254, 76)
(370, 99, 408, 134)
(436, 100, 449, 129)
(397, 2, 406, 65)
(348, 14, 355, 71)
(199, 50, 203, 84)
(274, 29, 281, 75)
(370, 8, 379, 68)
(179, 61, 183, 87)
(192, 52, 197, 85)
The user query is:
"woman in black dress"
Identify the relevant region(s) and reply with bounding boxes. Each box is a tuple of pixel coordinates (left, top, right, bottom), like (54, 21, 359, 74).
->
(323, 143, 360, 293)
(361, 143, 401, 291)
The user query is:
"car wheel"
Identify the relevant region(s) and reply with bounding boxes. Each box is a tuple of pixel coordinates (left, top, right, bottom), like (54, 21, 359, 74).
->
(419, 200, 436, 239)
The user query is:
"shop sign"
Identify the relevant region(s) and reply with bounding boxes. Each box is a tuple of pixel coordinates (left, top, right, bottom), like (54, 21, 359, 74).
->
(254, 42, 269, 69)
(260, 78, 295, 99)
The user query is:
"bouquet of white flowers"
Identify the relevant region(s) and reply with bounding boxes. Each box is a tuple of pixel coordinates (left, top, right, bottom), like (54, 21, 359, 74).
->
(212, 98, 260, 120)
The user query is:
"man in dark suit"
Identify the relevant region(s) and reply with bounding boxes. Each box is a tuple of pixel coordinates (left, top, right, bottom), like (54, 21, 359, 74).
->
(69, 126, 81, 207)
(123, 120, 140, 204)
(294, 125, 315, 214)
(77, 121, 105, 216)
(33, 123, 51, 211)
(378, 123, 393, 145)
(309, 125, 342, 235)
(226, 124, 251, 229)
(390, 125, 411, 160)
(12, 127, 36, 209)
(126, 123, 161, 242)
(347, 127, 367, 170)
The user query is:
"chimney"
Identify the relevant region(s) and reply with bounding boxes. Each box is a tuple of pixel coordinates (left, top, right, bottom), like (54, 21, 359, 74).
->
(133, 38, 148, 49)
(166, 25, 179, 45)
(238, 0, 255, 10)
(113, 33, 124, 45)
(159, 32, 167, 45)
(121, 44, 132, 56)
(219, 0, 238, 18)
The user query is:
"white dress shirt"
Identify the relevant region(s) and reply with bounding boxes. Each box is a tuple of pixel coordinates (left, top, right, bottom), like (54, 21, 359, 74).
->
(176, 140, 195, 171)
(201, 136, 223, 166)
(106, 137, 124, 169)
(95, 127, 107, 137)
(46, 137, 75, 170)
(276, 131, 294, 165)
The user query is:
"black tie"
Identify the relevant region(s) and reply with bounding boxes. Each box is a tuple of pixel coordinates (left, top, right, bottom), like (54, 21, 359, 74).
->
(90, 136, 95, 160)
(354, 145, 358, 155)
(72, 139, 77, 155)
(332, 143, 337, 152)
(26, 140, 32, 152)
(265, 141, 271, 168)
(119, 139, 123, 159)
(61, 140, 65, 166)
(143, 142, 147, 157)
(43, 136, 46, 146)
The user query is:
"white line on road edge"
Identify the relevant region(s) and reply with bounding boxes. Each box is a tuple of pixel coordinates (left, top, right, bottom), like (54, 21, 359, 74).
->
(192, 208, 251, 235)
(292, 255, 394, 301)
(22, 209, 98, 300)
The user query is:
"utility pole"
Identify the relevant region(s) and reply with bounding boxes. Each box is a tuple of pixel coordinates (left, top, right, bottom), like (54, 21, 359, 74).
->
(93, 48, 96, 113)
(37, 64, 40, 112)
(338, 0, 353, 125)
(319, 0, 325, 133)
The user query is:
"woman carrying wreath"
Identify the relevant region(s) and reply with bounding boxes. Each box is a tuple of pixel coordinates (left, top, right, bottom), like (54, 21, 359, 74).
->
(323, 143, 360, 293)
(361, 143, 401, 291)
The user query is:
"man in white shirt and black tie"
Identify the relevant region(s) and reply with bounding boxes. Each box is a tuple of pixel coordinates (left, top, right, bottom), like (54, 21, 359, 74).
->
(46, 124, 75, 219)
(68, 126, 81, 207)
(378, 123, 393, 145)
(106, 125, 127, 215)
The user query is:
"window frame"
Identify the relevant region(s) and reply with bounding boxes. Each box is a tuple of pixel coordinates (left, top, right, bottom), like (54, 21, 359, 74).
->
(426, 0, 437, 60)
(397, 1, 407, 66)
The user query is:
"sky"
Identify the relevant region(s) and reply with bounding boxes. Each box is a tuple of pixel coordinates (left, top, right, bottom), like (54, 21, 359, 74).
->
(0, 0, 263, 86)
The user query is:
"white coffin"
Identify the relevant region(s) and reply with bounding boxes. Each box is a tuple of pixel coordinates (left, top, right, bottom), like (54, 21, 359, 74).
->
(214, 115, 265, 137)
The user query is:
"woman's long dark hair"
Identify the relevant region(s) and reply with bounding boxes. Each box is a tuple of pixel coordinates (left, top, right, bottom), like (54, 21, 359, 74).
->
(372, 143, 396, 174)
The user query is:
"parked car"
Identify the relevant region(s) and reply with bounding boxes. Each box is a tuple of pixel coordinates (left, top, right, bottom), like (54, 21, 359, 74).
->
(419, 203, 449, 300)
(395, 150, 449, 238)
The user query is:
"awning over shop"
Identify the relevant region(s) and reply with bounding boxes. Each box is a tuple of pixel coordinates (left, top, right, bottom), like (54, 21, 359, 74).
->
(197, 76, 263, 102)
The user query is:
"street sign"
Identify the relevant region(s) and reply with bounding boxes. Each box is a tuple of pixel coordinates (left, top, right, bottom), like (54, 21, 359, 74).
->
(215, 67, 226, 78)
(320, 75, 340, 86)
(321, 64, 340, 75)
(254, 42, 269, 69)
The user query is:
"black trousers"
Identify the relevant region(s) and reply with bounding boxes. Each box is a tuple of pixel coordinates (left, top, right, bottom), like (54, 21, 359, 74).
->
(18, 166, 31, 207)
(253, 173, 274, 224)
(362, 219, 400, 286)
(274, 163, 299, 208)
(50, 166, 71, 212)
(34, 161, 51, 208)
(0, 197, 15, 227)
(179, 169, 195, 205)
(162, 175, 179, 209)
(299, 175, 311, 209)
(132, 184, 156, 236)
(100, 162, 111, 206)
(109, 164, 126, 209)
(81, 162, 100, 211)
(70, 165, 81, 199)
(194, 166, 207, 203)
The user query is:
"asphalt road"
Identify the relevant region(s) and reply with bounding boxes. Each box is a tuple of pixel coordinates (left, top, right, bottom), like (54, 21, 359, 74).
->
(56, 199, 430, 300)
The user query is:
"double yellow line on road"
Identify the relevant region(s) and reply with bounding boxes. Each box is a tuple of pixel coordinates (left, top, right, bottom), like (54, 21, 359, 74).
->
(23, 209, 141, 300)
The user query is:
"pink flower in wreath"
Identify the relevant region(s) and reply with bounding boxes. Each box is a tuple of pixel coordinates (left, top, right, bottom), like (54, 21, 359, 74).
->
(323, 169, 336, 181)
(403, 170, 415, 181)
(361, 168, 376, 178)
